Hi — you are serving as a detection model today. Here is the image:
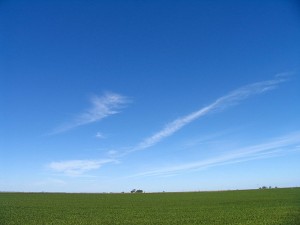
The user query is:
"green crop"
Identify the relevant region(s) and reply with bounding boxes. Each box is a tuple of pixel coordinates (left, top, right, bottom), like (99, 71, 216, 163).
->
(0, 188, 299, 224)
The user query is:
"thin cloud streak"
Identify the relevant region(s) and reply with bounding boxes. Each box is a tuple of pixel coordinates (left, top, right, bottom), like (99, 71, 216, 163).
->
(47, 75, 290, 177)
(48, 159, 117, 176)
(95, 132, 105, 139)
(50, 92, 129, 134)
(124, 75, 287, 155)
(131, 132, 300, 178)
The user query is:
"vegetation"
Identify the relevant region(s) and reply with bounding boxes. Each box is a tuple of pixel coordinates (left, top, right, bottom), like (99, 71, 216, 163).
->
(0, 188, 300, 224)
(131, 189, 143, 193)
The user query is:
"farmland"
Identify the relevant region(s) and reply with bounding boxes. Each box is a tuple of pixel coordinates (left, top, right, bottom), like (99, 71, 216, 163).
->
(0, 188, 299, 225)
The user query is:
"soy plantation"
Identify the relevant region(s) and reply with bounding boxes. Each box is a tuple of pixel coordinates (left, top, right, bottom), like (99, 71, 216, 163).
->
(0, 188, 299, 225)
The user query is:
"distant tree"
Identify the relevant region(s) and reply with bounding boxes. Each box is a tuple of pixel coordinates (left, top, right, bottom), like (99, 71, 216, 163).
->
(136, 190, 143, 193)
(131, 189, 136, 193)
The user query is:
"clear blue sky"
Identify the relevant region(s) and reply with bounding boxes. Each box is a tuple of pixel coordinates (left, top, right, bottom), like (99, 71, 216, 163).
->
(1, 0, 300, 192)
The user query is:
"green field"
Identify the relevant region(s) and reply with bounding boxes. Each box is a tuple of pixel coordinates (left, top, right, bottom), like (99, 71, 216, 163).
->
(0, 188, 300, 225)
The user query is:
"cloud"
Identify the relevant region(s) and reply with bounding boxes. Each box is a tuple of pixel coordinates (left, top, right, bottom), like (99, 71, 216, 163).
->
(48, 159, 116, 176)
(47, 74, 290, 177)
(51, 92, 129, 134)
(107, 150, 118, 156)
(131, 131, 300, 177)
(124, 75, 287, 154)
(95, 132, 105, 139)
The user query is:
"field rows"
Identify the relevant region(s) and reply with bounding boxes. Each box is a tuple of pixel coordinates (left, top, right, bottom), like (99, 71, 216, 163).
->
(0, 188, 300, 224)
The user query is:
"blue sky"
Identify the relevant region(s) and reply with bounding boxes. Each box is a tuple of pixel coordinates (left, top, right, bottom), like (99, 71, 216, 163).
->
(1, 0, 300, 192)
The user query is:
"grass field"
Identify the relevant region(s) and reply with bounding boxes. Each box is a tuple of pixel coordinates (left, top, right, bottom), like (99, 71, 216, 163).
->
(0, 188, 299, 225)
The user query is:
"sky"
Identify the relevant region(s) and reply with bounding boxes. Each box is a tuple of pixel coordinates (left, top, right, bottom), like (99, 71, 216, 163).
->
(1, 0, 300, 193)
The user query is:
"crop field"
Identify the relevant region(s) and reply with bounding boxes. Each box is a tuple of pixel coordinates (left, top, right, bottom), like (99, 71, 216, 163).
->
(0, 188, 299, 225)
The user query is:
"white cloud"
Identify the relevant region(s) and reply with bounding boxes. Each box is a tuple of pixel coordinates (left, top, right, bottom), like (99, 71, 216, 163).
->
(131, 132, 300, 177)
(124, 75, 287, 154)
(48, 159, 116, 176)
(95, 132, 105, 139)
(107, 150, 118, 156)
(51, 92, 129, 134)
(47, 75, 290, 177)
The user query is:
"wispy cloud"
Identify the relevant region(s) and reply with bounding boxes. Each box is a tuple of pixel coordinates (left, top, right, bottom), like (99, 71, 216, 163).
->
(47, 75, 291, 177)
(51, 92, 129, 134)
(95, 132, 105, 139)
(131, 131, 300, 177)
(124, 75, 288, 154)
(48, 159, 116, 176)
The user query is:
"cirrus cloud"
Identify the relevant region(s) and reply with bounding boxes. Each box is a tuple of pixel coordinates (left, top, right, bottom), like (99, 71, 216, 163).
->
(48, 159, 117, 176)
(124, 75, 288, 155)
(50, 92, 130, 134)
